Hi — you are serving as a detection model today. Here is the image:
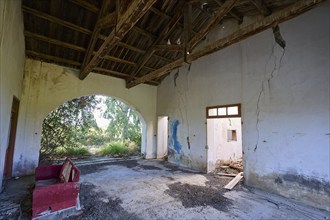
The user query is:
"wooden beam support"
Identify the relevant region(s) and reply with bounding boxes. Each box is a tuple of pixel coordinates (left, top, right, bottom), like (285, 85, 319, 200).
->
(22, 6, 170, 59)
(69, 0, 100, 14)
(249, 0, 271, 16)
(127, 2, 185, 83)
(154, 44, 185, 51)
(25, 31, 157, 70)
(26, 50, 81, 66)
(97, 12, 116, 29)
(22, 6, 92, 35)
(25, 50, 160, 84)
(189, 0, 238, 49)
(214, 0, 243, 22)
(132, 26, 157, 39)
(81, 0, 110, 75)
(93, 67, 159, 85)
(79, 0, 157, 80)
(24, 31, 86, 52)
(127, 0, 325, 88)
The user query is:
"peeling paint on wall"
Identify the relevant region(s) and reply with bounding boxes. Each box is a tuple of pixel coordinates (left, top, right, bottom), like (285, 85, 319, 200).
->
(170, 120, 182, 154)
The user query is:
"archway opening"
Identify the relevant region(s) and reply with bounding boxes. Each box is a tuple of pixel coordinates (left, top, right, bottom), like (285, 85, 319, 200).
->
(39, 95, 145, 163)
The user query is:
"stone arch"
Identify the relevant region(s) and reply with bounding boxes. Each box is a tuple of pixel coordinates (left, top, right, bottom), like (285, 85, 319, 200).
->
(13, 59, 157, 176)
(42, 94, 148, 156)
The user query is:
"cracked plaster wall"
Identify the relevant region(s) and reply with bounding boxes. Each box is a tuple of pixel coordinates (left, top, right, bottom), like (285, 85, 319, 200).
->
(0, 0, 25, 189)
(13, 59, 158, 176)
(157, 3, 329, 210)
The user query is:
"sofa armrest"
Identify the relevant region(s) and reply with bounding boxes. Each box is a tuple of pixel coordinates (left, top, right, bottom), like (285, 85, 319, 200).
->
(35, 165, 62, 181)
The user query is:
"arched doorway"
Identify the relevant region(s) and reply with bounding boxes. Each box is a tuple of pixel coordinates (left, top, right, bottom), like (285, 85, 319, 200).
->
(39, 95, 147, 162)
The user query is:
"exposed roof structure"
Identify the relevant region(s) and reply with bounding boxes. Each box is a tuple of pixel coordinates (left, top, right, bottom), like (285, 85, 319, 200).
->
(22, 0, 324, 88)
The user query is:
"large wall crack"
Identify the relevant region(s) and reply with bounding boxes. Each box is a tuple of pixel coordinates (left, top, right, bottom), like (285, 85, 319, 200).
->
(255, 43, 286, 152)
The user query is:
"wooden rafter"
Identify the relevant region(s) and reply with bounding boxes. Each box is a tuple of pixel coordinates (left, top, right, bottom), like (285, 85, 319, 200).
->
(214, 0, 243, 22)
(26, 50, 81, 66)
(81, 0, 111, 74)
(25, 31, 86, 52)
(22, 5, 170, 62)
(69, 0, 100, 14)
(126, 2, 185, 83)
(97, 12, 116, 29)
(249, 0, 271, 15)
(22, 6, 92, 35)
(25, 32, 157, 71)
(127, 0, 326, 88)
(25, 50, 160, 85)
(189, 0, 238, 50)
(79, 0, 157, 80)
(154, 44, 185, 51)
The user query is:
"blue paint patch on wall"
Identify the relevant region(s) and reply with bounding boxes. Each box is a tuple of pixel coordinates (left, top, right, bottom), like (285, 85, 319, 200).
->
(170, 119, 182, 154)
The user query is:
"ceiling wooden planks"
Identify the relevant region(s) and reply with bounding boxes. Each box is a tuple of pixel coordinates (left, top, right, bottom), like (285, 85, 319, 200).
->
(22, 0, 324, 88)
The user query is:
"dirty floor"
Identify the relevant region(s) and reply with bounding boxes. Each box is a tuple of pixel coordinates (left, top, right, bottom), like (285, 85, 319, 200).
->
(1, 158, 329, 219)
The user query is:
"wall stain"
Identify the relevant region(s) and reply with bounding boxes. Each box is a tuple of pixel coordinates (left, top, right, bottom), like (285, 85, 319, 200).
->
(169, 120, 182, 154)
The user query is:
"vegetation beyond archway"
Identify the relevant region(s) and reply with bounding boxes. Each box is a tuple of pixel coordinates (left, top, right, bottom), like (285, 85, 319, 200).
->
(40, 95, 142, 162)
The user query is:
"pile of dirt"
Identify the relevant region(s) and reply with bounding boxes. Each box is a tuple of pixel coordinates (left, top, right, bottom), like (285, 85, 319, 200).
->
(65, 183, 140, 220)
(165, 181, 233, 212)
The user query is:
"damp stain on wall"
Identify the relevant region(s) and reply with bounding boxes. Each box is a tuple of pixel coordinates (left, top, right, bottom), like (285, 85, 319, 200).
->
(169, 119, 182, 154)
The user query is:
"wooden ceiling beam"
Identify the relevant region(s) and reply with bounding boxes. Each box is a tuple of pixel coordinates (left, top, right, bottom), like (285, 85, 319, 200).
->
(249, 0, 271, 16)
(79, 0, 157, 80)
(25, 32, 157, 71)
(97, 12, 116, 29)
(132, 26, 157, 39)
(127, 2, 185, 83)
(22, 6, 167, 59)
(25, 50, 160, 84)
(127, 0, 325, 88)
(93, 67, 159, 85)
(214, 0, 243, 22)
(81, 0, 110, 77)
(22, 6, 92, 35)
(69, 0, 100, 14)
(26, 50, 81, 66)
(24, 31, 86, 52)
(154, 44, 185, 51)
(190, 0, 238, 50)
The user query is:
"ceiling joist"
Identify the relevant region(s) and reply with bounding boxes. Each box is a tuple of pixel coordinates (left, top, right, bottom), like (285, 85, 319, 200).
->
(126, 2, 185, 83)
(189, 0, 238, 50)
(127, 0, 326, 88)
(81, 0, 111, 75)
(79, 0, 157, 79)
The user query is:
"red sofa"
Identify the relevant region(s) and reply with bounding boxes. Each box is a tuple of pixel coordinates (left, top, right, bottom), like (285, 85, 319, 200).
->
(32, 158, 80, 219)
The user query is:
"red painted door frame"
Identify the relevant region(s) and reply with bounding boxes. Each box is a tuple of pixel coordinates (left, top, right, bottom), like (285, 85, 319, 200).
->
(4, 97, 20, 177)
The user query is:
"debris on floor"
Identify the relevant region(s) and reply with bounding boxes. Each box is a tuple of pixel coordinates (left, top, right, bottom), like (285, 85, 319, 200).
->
(224, 172, 244, 190)
(1, 158, 329, 220)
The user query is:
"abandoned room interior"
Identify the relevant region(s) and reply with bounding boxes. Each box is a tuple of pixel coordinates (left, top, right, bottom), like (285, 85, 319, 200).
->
(0, 0, 329, 219)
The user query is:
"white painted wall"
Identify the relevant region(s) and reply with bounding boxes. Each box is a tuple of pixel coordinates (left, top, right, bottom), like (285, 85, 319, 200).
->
(157, 3, 329, 210)
(13, 59, 157, 176)
(157, 116, 168, 158)
(207, 118, 242, 172)
(0, 0, 25, 188)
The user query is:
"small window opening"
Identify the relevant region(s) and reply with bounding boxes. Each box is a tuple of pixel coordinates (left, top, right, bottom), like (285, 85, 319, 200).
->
(227, 129, 237, 141)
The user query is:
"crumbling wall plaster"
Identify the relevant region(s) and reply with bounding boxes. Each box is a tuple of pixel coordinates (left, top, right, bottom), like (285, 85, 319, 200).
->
(0, 0, 25, 188)
(157, 3, 329, 210)
(13, 59, 157, 176)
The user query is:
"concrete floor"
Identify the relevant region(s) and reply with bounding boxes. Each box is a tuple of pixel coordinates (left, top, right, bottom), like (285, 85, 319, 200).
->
(69, 159, 329, 220)
(1, 158, 329, 219)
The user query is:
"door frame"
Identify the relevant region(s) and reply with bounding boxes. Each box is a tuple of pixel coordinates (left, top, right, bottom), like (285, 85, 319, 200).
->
(4, 97, 20, 177)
